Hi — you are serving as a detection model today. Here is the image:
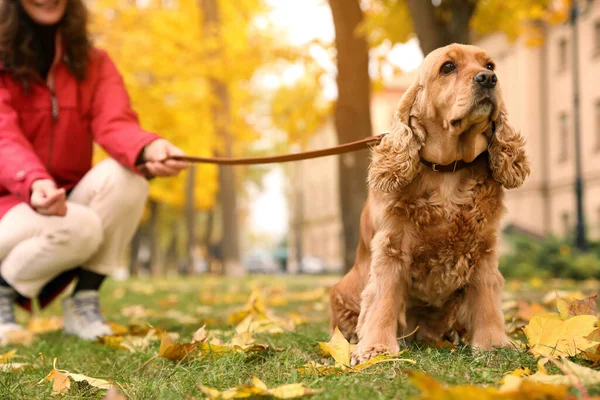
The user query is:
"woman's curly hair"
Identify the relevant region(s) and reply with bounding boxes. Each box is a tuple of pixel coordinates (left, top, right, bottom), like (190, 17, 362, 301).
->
(0, 0, 91, 87)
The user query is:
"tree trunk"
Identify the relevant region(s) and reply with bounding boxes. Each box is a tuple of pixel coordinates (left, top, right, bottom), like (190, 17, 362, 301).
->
(128, 227, 142, 277)
(203, 207, 215, 273)
(184, 165, 196, 275)
(200, 0, 242, 276)
(328, 0, 372, 273)
(147, 199, 159, 275)
(406, 0, 476, 55)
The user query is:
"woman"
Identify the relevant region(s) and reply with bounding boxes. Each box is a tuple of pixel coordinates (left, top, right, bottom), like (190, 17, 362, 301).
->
(0, 0, 189, 340)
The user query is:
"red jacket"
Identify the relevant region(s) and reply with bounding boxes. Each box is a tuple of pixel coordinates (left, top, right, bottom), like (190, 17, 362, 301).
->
(0, 42, 159, 220)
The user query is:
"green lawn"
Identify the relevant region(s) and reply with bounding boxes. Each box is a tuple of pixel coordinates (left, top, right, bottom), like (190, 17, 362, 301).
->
(0, 274, 598, 399)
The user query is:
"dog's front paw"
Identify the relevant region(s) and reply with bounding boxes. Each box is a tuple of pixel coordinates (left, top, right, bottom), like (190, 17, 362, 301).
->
(350, 342, 399, 366)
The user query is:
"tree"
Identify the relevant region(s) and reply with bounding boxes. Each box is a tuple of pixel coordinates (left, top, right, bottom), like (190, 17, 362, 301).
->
(327, 0, 373, 273)
(362, 0, 571, 56)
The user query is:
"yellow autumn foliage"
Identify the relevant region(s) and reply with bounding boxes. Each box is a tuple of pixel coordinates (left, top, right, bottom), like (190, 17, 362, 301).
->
(87, 0, 326, 210)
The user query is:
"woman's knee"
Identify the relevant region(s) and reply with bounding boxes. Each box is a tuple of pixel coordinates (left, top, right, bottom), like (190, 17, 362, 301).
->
(47, 205, 104, 259)
(95, 159, 149, 208)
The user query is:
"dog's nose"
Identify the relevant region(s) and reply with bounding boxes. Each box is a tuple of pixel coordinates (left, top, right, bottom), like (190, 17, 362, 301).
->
(473, 71, 497, 88)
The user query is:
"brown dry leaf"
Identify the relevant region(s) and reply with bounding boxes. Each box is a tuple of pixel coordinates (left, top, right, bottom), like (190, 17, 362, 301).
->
(27, 316, 63, 333)
(39, 358, 114, 395)
(514, 301, 548, 322)
(557, 294, 597, 319)
(199, 376, 322, 399)
(542, 290, 585, 307)
(523, 312, 600, 358)
(157, 330, 198, 361)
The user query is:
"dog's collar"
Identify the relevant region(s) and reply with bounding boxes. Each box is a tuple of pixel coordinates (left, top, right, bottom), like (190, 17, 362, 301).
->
(420, 151, 489, 173)
(420, 121, 496, 173)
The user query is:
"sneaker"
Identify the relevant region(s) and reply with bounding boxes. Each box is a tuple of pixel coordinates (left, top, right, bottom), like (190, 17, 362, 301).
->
(62, 290, 113, 340)
(0, 286, 24, 339)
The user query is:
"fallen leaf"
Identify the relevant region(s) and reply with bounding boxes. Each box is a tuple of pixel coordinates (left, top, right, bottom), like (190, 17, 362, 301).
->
(192, 325, 209, 343)
(499, 356, 600, 397)
(298, 327, 415, 375)
(410, 369, 568, 400)
(542, 290, 585, 307)
(199, 377, 322, 399)
(318, 327, 351, 367)
(0, 349, 16, 363)
(158, 330, 198, 361)
(39, 358, 114, 395)
(523, 312, 600, 358)
(557, 295, 597, 319)
(107, 322, 130, 336)
(227, 288, 268, 325)
(514, 301, 548, 322)
(27, 316, 63, 333)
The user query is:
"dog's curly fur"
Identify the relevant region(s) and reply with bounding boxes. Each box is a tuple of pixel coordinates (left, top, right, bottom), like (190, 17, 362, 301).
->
(329, 43, 530, 365)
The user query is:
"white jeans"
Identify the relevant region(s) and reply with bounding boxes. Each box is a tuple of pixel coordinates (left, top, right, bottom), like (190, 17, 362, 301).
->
(0, 159, 149, 298)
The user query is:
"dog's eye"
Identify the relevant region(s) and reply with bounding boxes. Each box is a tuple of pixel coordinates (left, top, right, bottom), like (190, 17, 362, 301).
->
(440, 62, 456, 75)
(486, 62, 495, 71)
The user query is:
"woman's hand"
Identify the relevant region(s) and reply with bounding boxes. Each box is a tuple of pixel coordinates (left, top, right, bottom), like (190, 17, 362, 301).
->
(142, 139, 189, 177)
(30, 179, 67, 216)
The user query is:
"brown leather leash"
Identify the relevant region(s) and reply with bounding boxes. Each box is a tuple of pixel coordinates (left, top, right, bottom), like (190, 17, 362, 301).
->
(169, 133, 389, 165)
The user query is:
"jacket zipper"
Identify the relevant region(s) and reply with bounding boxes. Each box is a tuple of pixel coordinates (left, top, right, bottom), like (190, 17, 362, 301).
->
(47, 60, 59, 175)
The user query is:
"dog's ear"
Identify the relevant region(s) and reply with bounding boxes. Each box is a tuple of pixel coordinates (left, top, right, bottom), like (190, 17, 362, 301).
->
(488, 101, 530, 189)
(367, 80, 424, 193)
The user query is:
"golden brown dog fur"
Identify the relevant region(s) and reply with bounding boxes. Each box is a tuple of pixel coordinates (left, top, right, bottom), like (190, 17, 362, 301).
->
(329, 43, 530, 365)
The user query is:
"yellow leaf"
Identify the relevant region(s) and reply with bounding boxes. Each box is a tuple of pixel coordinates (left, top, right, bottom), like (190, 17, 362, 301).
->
(198, 377, 322, 399)
(557, 295, 597, 319)
(39, 358, 114, 394)
(0, 349, 17, 363)
(107, 322, 130, 336)
(318, 327, 351, 367)
(523, 313, 600, 357)
(27, 316, 63, 333)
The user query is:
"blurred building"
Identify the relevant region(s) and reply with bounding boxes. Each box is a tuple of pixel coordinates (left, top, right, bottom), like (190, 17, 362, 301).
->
(478, 1, 600, 239)
(289, 1, 600, 273)
(287, 73, 414, 274)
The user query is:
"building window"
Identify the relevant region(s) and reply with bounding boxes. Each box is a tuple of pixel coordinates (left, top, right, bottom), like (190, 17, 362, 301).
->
(558, 112, 569, 162)
(558, 38, 568, 72)
(594, 20, 600, 55)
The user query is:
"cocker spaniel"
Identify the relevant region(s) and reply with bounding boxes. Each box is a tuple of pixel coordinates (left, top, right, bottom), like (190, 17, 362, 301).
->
(329, 43, 530, 365)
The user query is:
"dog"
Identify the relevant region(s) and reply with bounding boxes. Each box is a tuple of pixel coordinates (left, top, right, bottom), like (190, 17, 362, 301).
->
(328, 43, 530, 365)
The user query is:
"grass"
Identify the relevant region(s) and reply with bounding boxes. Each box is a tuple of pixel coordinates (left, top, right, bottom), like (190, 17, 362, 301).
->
(0, 274, 599, 399)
